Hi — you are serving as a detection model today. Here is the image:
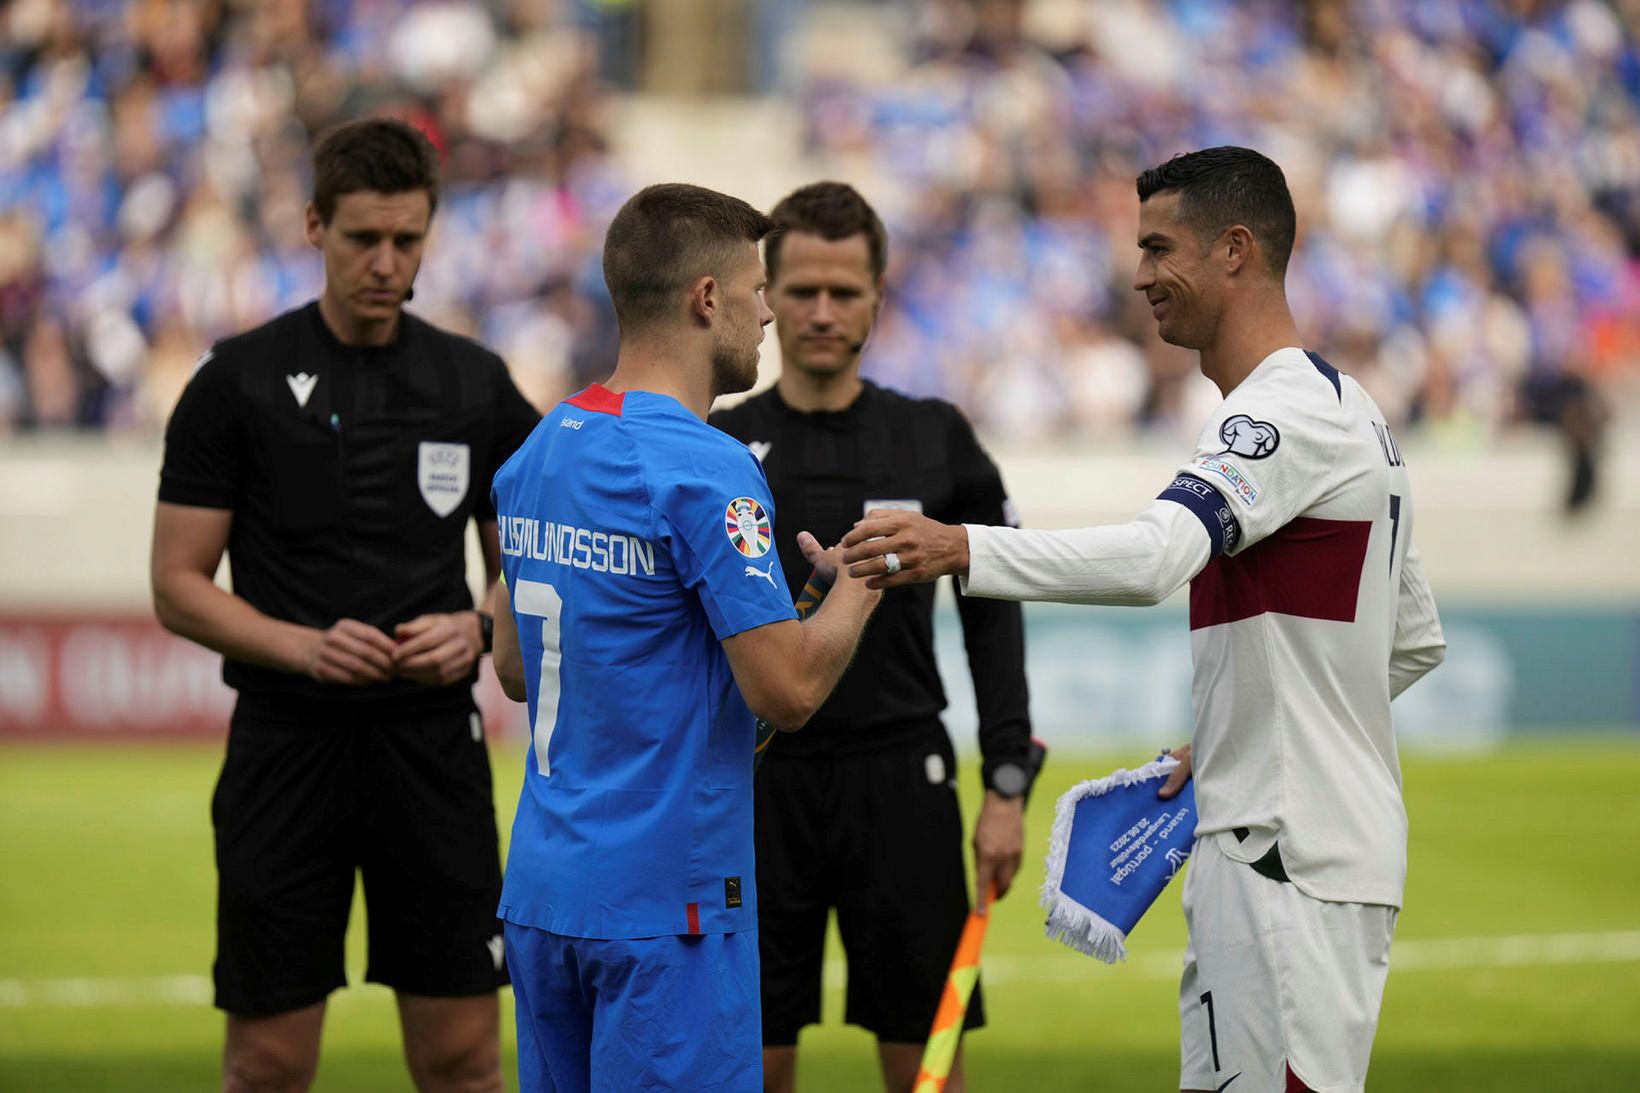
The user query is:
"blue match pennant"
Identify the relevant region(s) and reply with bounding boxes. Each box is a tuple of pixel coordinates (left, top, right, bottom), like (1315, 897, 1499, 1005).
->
(1041, 757, 1197, 963)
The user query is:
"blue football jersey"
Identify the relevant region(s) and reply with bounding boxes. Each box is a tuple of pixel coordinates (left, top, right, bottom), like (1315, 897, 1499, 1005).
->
(491, 384, 797, 939)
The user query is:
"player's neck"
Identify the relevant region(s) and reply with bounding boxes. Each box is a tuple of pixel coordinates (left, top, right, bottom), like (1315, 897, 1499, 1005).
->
(317, 292, 400, 348)
(605, 344, 716, 419)
(777, 366, 863, 413)
(1199, 298, 1302, 398)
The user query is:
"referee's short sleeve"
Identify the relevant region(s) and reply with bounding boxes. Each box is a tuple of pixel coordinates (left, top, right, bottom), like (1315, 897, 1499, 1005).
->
(157, 350, 243, 509)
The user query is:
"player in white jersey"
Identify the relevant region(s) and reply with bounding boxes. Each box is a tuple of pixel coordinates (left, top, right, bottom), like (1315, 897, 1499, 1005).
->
(839, 147, 1445, 1092)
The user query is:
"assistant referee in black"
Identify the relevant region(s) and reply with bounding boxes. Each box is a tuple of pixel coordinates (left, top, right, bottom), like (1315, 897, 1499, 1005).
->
(151, 118, 538, 1093)
(711, 182, 1036, 1093)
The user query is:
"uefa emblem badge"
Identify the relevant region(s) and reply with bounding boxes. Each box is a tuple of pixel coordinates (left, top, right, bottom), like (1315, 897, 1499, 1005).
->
(725, 497, 771, 558)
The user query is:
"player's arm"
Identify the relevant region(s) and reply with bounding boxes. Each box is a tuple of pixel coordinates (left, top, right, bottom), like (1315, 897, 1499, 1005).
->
(842, 499, 1213, 605)
(491, 576, 526, 702)
(848, 388, 1345, 602)
(150, 501, 397, 684)
(722, 531, 880, 733)
(1389, 540, 1445, 698)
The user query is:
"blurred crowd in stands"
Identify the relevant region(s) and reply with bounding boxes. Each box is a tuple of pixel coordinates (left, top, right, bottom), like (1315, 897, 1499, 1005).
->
(0, 0, 626, 431)
(2, 0, 1636, 501)
(807, 0, 1637, 491)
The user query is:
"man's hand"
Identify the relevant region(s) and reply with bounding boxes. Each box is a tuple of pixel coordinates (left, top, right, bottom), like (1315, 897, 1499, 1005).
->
(797, 529, 880, 610)
(795, 529, 841, 584)
(1157, 743, 1193, 799)
(393, 611, 483, 686)
(302, 619, 398, 685)
(973, 791, 1025, 912)
(839, 509, 970, 589)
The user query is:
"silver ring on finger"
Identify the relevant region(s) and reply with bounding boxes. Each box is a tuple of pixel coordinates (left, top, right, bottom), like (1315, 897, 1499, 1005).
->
(883, 551, 902, 576)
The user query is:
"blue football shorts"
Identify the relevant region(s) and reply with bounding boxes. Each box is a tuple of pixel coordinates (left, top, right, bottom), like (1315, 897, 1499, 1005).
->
(506, 922, 761, 1092)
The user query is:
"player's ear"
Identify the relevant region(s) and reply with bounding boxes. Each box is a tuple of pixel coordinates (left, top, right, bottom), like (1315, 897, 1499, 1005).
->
(1222, 225, 1254, 276)
(690, 274, 718, 328)
(304, 202, 325, 249)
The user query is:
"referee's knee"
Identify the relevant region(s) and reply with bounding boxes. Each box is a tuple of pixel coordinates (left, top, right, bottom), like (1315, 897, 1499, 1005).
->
(400, 996, 502, 1093)
(223, 1007, 324, 1093)
(222, 1043, 318, 1093)
(407, 1038, 502, 1093)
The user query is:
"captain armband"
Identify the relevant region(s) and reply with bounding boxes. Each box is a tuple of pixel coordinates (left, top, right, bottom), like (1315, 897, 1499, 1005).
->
(1157, 473, 1241, 559)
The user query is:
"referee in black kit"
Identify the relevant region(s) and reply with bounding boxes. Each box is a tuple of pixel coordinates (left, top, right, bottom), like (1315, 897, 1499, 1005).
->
(151, 118, 537, 1093)
(711, 182, 1036, 1093)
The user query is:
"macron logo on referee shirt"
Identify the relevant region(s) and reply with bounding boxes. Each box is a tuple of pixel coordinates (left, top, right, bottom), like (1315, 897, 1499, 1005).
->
(486, 934, 504, 971)
(286, 372, 318, 408)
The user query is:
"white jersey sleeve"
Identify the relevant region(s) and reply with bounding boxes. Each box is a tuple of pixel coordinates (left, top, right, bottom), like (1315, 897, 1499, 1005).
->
(1389, 540, 1446, 699)
(961, 500, 1211, 606)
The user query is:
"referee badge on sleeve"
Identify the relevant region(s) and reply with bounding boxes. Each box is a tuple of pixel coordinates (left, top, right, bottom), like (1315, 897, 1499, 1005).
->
(418, 442, 470, 517)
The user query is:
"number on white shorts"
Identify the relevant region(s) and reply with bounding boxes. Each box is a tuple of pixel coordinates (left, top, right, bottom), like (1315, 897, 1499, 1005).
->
(513, 579, 563, 776)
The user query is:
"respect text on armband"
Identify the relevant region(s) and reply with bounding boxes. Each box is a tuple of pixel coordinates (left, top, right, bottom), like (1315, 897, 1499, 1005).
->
(499, 514, 656, 576)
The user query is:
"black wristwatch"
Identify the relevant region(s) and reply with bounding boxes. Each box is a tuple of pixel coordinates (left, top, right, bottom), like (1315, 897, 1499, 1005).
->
(986, 738, 1048, 801)
(989, 762, 1031, 800)
(477, 611, 494, 654)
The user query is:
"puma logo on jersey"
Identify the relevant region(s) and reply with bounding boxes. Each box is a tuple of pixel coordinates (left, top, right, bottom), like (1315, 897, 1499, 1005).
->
(286, 372, 318, 408)
(747, 441, 772, 463)
(486, 934, 505, 971)
(744, 562, 777, 588)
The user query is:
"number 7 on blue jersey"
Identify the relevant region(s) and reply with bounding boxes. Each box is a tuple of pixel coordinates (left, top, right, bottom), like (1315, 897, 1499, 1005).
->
(514, 579, 564, 776)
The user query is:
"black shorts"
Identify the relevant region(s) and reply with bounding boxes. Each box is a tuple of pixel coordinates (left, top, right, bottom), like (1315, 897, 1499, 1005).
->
(754, 721, 983, 1045)
(212, 695, 508, 1016)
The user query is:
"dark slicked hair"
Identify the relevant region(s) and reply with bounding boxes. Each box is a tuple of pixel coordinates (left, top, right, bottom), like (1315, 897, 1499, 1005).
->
(312, 117, 441, 224)
(765, 181, 888, 282)
(1137, 146, 1296, 276)
(602, 183, 775, 333)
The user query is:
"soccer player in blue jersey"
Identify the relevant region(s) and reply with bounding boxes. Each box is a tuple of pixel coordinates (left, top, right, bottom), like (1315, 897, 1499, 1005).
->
(488, 183, 883, 1092)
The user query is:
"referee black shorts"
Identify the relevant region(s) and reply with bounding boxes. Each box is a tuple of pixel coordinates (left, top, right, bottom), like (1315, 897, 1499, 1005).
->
(211, 695, 508, 1016)
(754, 720, 983, 1046)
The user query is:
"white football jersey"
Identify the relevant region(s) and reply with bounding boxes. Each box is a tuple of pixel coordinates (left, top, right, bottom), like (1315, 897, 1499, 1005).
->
(1159, 347, 1442, 906)
(963, 346, 1445, 908)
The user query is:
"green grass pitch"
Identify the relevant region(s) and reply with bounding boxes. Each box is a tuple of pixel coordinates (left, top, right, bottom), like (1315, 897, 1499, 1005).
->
(3, 737, 1638, 1090)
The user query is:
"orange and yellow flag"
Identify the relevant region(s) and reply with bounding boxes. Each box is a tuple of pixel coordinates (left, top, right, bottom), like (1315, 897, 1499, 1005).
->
(913, 883, 996, 1093)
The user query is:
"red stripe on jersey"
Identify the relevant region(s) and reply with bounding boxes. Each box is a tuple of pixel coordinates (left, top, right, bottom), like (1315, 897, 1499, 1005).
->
(1189, 517, 1370, 630)
(566, 384, 626, 416)
(1285, 1062, 1315, 1092)
(686, 902, 700, 935)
